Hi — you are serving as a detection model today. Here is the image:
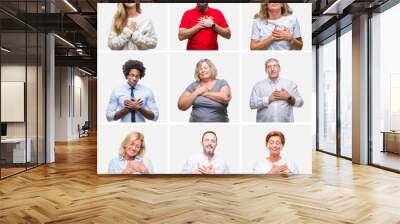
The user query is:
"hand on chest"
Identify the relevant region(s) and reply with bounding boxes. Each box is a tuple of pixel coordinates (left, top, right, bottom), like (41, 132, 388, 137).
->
(261, 22, 292, 37)
(195, 15, 215, 25)
(118, 93, 147, 106)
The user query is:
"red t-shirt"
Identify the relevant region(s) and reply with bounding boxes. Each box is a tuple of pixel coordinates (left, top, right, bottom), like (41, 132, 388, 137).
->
(179, 6, 228, 50)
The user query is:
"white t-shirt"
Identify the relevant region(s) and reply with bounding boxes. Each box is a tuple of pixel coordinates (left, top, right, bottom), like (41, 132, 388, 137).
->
(252, 157, 299, 174)
(182, 153, 230, 174)
(251, 14, 301, 50)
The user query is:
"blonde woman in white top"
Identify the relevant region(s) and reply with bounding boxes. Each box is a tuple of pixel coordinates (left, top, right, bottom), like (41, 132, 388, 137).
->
(250, 3, 303, 51)
(108, 3, 157, 50)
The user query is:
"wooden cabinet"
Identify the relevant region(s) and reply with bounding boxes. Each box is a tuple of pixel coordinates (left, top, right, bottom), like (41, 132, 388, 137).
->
(382, 131, 400, 154)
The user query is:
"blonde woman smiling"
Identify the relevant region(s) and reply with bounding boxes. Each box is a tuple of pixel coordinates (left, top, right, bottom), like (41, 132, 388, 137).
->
(108, 131, 154, 174)
(250, 3, 303, 50)
(108, 3, 157, 50)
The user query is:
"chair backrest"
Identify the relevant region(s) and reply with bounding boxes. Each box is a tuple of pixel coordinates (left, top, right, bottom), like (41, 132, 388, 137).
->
(82, 121, 90, 129)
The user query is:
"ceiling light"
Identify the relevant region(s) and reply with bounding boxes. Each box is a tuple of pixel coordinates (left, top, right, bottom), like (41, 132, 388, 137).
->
(1, 47, 11, 53)
(54, 34, 75, 48)
(78, 67, 92, 76)
(63, 0, 78, 12)
(323, 0, 355, 15)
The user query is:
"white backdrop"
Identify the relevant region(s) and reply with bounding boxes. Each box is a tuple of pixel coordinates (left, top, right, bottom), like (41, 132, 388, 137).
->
(97, 3, 313, 175)
(97, 52, 168, 123)
(97, 124, 168, 174)
(242, 51, 312, 123)
(169, 3, 240, 51)
(241, 124, 312, 174)
(97, 3, 168, 51)
(241, 3, 312, 51)
(170, 124, 240, 173)
(170, 52, 240, 122)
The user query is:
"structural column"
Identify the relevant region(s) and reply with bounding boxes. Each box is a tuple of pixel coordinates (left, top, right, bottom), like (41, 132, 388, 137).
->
(352, 14, 369, 164)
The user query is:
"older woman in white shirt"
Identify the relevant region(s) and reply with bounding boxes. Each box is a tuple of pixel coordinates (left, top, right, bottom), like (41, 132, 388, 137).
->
(252, 131, 298, 176)
(250, 3, 303, 51)
(108, 3, 157, 50)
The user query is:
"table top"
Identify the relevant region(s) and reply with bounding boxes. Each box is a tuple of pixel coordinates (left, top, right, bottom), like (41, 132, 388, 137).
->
(381, 131, 400, 134)
(1, 138, 27, 143)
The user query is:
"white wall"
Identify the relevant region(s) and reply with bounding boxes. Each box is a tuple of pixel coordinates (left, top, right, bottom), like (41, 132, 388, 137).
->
(312, 45, 316, 150)
(55, 66, 68, 141)
(55, 67, 89, 141)
(1, 65, 38, 138)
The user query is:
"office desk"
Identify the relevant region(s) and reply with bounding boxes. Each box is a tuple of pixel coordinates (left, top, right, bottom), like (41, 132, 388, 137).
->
(1, 138, 31, 163)
(381, 131, 400, 154)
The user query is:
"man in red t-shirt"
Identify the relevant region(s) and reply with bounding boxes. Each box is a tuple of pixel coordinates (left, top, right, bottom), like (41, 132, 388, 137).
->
(178, 3, 231, 50)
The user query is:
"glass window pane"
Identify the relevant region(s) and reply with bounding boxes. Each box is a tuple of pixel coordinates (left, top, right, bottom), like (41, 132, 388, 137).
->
(318, 37, 337, 154)
(371, 4, 400, 171)
(340, 29, 352, 158)
(1, 31, 27, 177)
(1, 1, 46, 178)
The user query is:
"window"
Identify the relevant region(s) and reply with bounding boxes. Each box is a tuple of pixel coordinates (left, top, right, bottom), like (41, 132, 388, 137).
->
(317, 36, 337, 155)
(371, 3, 400, 171)
(339, 28, 352, 158)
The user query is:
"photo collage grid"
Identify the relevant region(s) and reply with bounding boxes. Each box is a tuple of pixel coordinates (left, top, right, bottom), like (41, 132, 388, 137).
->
(97, 3, 312, 175)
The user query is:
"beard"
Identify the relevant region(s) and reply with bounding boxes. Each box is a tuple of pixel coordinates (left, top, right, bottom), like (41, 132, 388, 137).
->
(203, 145, 215, 157)
(197, 3, 208, 12)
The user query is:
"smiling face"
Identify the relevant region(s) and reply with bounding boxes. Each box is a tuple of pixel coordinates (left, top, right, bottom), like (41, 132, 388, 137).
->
(124, 139, 142, 158)
(202, 133, 217, 157)
(267, 3, 283, 13)
(126, 68, 141, 87)
(266, 136, 283, 157)
(198, 62, 213, 81)
(124, 3, 136, 8)
(266, 60, 280, 80)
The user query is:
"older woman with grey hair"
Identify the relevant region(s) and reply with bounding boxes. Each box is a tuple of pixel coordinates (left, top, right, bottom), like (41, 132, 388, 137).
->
(177, 59, 231, 122)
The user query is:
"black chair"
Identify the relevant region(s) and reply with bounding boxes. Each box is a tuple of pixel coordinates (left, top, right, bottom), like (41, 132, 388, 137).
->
(79, 121, 90, 138)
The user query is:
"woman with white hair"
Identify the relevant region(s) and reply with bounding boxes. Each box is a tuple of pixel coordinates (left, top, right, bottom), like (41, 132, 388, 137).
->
(108, 131, 154, 174)
(108, 2, 157, 50)
(177, 59, 231, 122)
